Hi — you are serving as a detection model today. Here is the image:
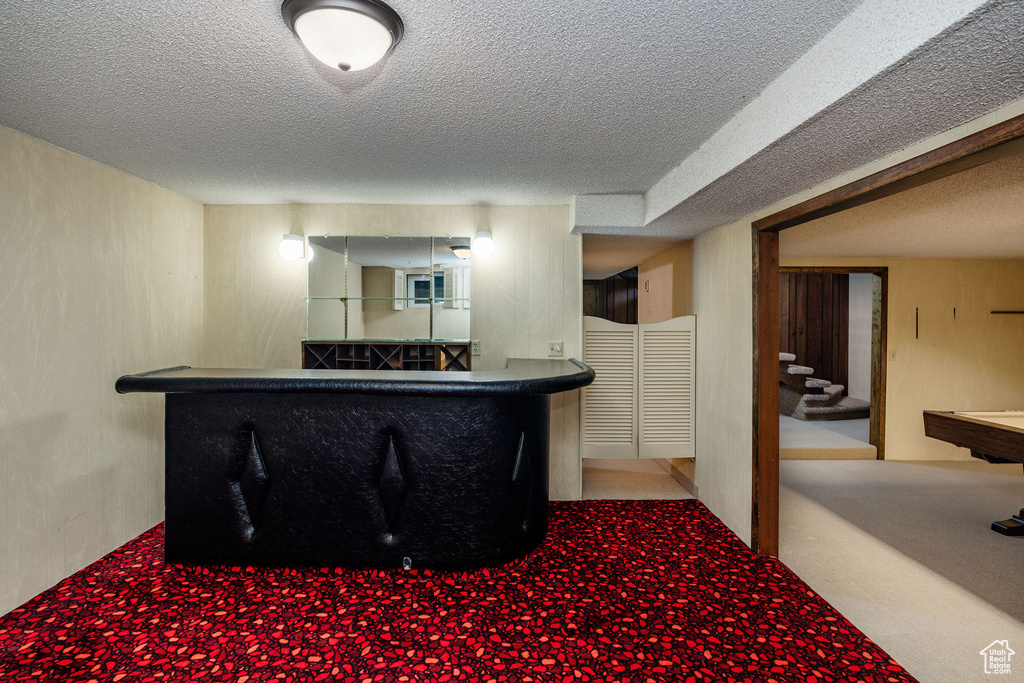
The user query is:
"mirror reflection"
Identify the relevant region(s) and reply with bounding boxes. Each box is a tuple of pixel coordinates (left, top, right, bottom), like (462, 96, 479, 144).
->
(306, 236, 471, 341)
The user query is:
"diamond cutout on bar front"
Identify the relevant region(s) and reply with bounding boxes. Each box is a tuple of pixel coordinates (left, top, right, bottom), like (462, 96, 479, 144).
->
(511, 432, 533, 528)
(377, 435, 408, 532)
(231, 431, 270, 542)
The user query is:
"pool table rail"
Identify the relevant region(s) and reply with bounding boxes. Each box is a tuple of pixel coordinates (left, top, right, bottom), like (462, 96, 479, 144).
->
(923, 410, 1024, 536)
(923, 410, 1024, 465)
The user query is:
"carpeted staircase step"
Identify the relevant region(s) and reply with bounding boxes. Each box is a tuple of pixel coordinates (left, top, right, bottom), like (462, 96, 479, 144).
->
(801, 396, 871, 421)
(780, 385, 871, 420)
(800, 384, 845, 404)
(780, 364, 833, 394)
(777, 354, 870, 421)
(782, 376, 831, 394)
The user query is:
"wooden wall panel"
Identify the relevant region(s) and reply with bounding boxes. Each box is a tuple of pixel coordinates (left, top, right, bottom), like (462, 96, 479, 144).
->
(0, 125, 205, 616)
(779, 272, 850, 389)
(603, 268, 638, 325)
(692, 221, 755, 547)
(582, 280, 603, 318)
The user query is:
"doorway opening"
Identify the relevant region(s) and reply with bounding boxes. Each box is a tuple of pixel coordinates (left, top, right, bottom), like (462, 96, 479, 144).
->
(580, 235, 696, 501)
(751, 112, 1024, 556)
(777, 267, 887, 462)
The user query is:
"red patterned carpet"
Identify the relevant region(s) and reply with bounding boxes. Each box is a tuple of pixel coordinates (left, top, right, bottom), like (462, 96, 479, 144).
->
(0, 500, 916, 683)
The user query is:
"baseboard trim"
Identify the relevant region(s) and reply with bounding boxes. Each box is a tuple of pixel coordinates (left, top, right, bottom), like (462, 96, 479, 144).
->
(655, 458, 698, 497)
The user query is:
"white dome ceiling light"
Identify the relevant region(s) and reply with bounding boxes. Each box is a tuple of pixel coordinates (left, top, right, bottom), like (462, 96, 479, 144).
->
(282, 0, 405, 72)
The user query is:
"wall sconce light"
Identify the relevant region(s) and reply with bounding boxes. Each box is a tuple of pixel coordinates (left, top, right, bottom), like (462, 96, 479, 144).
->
(281, 0, 405, 72)
(279, 233, 306, 260)
(450, 244, 472, 259)
(472, 231, 494, 257)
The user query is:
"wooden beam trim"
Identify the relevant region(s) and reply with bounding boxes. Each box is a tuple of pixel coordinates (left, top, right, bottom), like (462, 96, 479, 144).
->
(752, 230, 780, 557)
(753, 113, 1024, 233)
(780, 266, 888, 274)
(875, 271, 888, 460)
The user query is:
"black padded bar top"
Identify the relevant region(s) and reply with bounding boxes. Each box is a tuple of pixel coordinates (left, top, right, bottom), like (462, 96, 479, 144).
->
(115, 358, 594, 397)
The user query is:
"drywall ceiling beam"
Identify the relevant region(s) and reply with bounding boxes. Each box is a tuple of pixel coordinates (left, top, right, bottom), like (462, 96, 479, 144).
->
(643, 0, 992, 227)
(570, 194, 645, 234)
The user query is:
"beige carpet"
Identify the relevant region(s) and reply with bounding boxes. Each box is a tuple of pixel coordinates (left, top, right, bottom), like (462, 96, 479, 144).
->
(780, 415, 876, 460)
(781, 459, 1024, 682)
(581, 458, 693, 500)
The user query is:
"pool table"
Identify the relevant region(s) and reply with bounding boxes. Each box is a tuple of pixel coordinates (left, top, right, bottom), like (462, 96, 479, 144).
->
(923, 410, 1024, 535)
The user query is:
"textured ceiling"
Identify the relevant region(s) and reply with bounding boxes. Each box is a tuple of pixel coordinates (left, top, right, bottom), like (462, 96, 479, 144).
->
(588, 0, 1024, 239)
(779, 149, 1024, 259)
(0, 0, 862, 206)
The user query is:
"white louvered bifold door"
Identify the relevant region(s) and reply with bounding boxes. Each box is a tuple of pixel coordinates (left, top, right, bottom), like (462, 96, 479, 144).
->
(582, 316, 639, 458)
(639, 315, 695, 458)
(442, 267, 457, 308)
(393, 269, 404, 311)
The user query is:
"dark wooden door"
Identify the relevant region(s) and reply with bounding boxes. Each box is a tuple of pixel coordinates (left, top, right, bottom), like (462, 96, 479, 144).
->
(779, 272, 849, 391)
(584, 267, 638, 325)
(605, 267, 638, 324)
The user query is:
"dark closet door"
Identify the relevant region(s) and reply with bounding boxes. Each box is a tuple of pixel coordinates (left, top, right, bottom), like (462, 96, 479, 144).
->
(779, 272, 849, 391)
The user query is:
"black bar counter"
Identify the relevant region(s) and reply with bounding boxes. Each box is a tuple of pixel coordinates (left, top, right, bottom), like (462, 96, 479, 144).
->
(116, 359, 594, 570)
(116, 358, 593, 396)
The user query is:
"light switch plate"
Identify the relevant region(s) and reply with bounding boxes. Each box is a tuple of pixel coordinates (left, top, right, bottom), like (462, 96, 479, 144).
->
(548, 340, 564, 357)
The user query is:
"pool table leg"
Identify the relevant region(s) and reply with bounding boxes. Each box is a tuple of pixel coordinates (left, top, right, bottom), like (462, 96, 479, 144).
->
(992, 509, 1024, 536)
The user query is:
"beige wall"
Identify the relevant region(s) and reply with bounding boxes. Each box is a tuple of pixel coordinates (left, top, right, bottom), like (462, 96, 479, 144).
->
(692, 222, 754, 545)
(306, 241, 349, 340)
(348, 263, 364, 339)
(203, 205, 307, 367)
(472, 206, 582, 498)
(362, 266, 430, 339)
(783, 257, 1024, 461)
(0, 125, 204, 615)
(434, 266, 472, 340)
(847, 273, 873, 401)
(638, 241, 694, 323)
(203, 203, 584, 499)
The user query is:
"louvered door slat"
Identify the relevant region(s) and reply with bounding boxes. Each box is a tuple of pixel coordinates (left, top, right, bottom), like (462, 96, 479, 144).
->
(582, 316, 638, 458)
(639, 316, 696, 458)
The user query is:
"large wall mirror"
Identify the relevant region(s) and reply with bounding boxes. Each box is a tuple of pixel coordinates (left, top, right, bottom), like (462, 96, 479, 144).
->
(306, 236, 471, 341)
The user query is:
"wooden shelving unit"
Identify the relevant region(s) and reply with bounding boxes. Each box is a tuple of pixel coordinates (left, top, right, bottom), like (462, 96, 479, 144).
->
(302, 341, 471, 372)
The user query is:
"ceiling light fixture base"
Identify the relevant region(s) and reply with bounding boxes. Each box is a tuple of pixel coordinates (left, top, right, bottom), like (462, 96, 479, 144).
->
(282, 0, 404, 72)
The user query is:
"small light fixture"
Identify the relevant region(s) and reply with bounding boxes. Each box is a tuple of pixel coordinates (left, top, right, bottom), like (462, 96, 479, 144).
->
(450, 244, 472, 259)
(282, 0, 404, 72)
(473, 231, 494, 257)
(279, 233, 305, 260)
